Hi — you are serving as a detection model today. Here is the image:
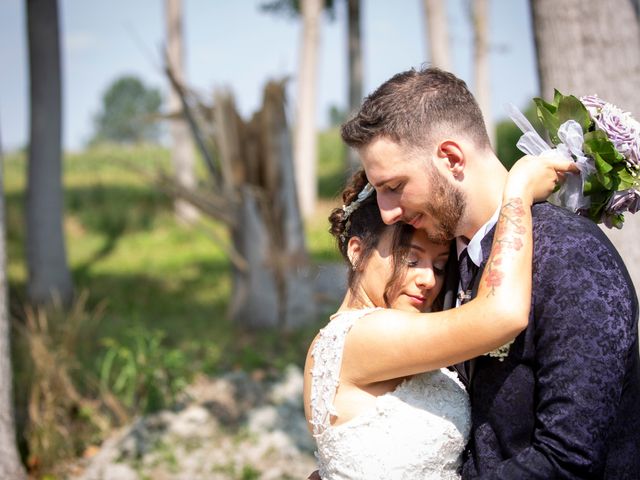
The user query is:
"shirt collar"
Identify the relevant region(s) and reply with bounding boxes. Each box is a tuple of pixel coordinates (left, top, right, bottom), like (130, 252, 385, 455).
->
(456, 206, 501, 267)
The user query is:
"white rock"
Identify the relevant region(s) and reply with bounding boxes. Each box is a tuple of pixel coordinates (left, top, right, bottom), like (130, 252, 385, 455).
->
(101, 463, 138, 480)
(168, 404, 213, 438)
(270, 364, 304, 405)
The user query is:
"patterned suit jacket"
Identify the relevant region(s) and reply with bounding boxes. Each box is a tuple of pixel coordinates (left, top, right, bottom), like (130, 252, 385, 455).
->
(447, 203, 640, 479)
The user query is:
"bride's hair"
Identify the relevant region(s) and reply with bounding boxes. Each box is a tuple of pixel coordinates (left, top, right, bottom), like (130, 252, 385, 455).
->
(329, 169, 415, 307)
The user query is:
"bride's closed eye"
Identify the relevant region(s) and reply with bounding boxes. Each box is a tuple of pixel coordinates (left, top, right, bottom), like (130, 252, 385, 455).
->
(433, 264, 446, 276)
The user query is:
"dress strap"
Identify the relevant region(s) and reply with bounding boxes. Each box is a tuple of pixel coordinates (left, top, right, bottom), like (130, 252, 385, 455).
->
(309, 308, 380, 435)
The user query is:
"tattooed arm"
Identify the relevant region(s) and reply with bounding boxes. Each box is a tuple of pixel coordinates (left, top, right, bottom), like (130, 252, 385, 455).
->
(337, 155, 579, 384)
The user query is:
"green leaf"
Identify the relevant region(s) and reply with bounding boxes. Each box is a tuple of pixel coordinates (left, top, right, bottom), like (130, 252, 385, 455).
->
(617, 167, 637, 190)
(583, 174, 608, 195)
(588, 195, 608, 222)
(534, 98, 561, 143)
(583, 131, 625, 164)
(610, 214, 625, 229)
(593, 152, 613, 174)
(100, 348, 117, 385)
(553, 89, 564, 106)
(557, 95, 592, 130)
(534, 96, 558, 113)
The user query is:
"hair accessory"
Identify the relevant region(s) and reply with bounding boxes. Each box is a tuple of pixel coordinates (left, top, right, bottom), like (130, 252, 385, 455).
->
(339, 183, 375, 244)
(342, 183, 375, 221)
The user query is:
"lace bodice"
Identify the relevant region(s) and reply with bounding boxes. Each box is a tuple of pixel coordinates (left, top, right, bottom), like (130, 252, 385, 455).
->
(310, 309, 471, 479)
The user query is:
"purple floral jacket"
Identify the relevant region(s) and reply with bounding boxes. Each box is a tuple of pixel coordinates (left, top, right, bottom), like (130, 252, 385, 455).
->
(446, 203, 640, 479)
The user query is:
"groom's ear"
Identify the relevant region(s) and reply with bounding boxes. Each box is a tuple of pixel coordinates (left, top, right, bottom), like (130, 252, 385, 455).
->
(436, 141, 465, 178)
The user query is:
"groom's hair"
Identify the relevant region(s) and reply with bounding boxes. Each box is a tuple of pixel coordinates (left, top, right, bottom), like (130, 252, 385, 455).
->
(341, 67, 490, 151)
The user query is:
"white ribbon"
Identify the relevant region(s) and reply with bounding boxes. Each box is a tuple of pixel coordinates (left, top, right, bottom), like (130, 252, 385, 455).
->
(506, 103, 595, 212)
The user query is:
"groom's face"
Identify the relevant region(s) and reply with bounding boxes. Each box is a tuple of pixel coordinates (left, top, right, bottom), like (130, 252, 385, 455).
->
(360, 137, 466, 242)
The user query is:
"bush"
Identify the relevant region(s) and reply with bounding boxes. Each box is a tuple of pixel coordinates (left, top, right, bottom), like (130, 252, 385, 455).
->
(99, 327, 191, 414)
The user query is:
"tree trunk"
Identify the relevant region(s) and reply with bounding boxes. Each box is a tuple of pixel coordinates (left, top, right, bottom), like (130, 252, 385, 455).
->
(0, 125, 27, 480)
(26, 0, 73, 306)
(472, 0, 494, 147)
(346, 0, 363, 173)
(166, 0, 198, 224)
(422, 0, 451, 70)
(531, 0, 640, 292)
(213, 83, 315, 329)
(294, 0, 322, 217)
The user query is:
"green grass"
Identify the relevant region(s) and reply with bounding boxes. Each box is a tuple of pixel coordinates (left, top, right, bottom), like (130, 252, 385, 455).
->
(6, 135, 347, 384)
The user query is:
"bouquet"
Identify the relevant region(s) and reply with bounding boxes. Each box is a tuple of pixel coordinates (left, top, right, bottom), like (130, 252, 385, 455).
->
(508, 91, 640, 228)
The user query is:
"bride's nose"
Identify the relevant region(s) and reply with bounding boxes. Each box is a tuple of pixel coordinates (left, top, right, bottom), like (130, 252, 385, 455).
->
(415, 268, 436, 290)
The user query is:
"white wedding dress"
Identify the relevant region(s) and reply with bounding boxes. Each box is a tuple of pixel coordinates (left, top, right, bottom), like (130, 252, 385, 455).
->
(310, 308, 471, 480)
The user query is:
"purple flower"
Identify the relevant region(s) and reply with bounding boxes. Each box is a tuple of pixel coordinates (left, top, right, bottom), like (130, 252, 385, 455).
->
(580, 95, 640, 167)
(607, 188, 640, 215)
(581, 94, 607, 112)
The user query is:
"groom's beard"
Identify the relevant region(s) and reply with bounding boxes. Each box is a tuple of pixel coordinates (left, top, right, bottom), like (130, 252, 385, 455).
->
(423, 166, 466, 243)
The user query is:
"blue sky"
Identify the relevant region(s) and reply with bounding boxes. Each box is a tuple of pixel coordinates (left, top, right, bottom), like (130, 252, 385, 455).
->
(0, 0, 538, 151)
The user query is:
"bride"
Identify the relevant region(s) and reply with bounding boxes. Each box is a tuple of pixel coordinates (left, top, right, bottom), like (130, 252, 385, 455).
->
(303, 154, 577, 479)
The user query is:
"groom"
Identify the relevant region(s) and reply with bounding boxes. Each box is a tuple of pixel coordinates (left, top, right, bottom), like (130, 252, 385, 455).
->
(341, 67, 640, 478)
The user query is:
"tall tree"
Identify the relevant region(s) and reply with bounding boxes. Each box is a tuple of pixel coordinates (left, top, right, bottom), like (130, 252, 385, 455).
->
(422, 0, 451, 70)
(294, 0, 323, 217)
(531, 0, 640, 291)
(346, 0, 363, 173)
(165, 0, 198, 224)
(0, 125, 27, 480)
(472, 0, 494, 146)
(26, 0, 73, 306)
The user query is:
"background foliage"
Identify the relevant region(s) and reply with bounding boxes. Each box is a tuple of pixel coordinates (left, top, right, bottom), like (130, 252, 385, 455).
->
(90, 76, 163, 146)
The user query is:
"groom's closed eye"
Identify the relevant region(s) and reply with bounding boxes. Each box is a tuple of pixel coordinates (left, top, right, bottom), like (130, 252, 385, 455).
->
(385, 183, 403, 193)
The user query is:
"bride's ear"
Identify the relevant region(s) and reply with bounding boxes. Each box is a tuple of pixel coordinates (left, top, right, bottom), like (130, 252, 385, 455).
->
(436, 140, 465, 179)
(347, 236, 363, 270)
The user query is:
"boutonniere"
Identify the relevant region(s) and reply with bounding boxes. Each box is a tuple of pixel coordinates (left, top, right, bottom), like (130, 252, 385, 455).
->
(485, 340, 513, 361)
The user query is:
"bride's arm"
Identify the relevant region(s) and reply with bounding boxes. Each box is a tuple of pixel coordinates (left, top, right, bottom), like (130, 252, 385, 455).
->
(341, 154, 577, 385)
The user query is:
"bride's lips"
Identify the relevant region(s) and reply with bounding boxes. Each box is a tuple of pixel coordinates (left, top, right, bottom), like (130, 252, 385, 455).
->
(406, 293, 427, 307)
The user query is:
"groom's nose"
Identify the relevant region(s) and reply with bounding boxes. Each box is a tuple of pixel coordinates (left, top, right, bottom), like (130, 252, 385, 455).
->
(377, 197, 403, 225)
(380, 206, 403, 225)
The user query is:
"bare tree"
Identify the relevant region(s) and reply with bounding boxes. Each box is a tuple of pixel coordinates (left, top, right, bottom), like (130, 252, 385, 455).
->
(472, 0, 494, 146)
(26, 0, 73, 306)
(421, 0, 451, 70)
(0, 124, 27, 480)
(162, 70, 317, 328)
(295, 0, 323, 217)
(531, 0, 640, 291)
(166, 0, 198, 224)
(346, 0, 363, 173)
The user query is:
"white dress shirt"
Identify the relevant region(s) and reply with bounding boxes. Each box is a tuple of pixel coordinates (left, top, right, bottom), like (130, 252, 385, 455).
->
(455, 206, 501, 306)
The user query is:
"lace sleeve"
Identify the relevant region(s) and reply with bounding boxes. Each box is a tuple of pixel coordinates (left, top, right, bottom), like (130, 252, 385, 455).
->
(309, 308, 379, 436)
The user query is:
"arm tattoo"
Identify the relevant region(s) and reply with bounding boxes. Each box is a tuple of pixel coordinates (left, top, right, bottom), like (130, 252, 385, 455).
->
(484, 198, 527, 297)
